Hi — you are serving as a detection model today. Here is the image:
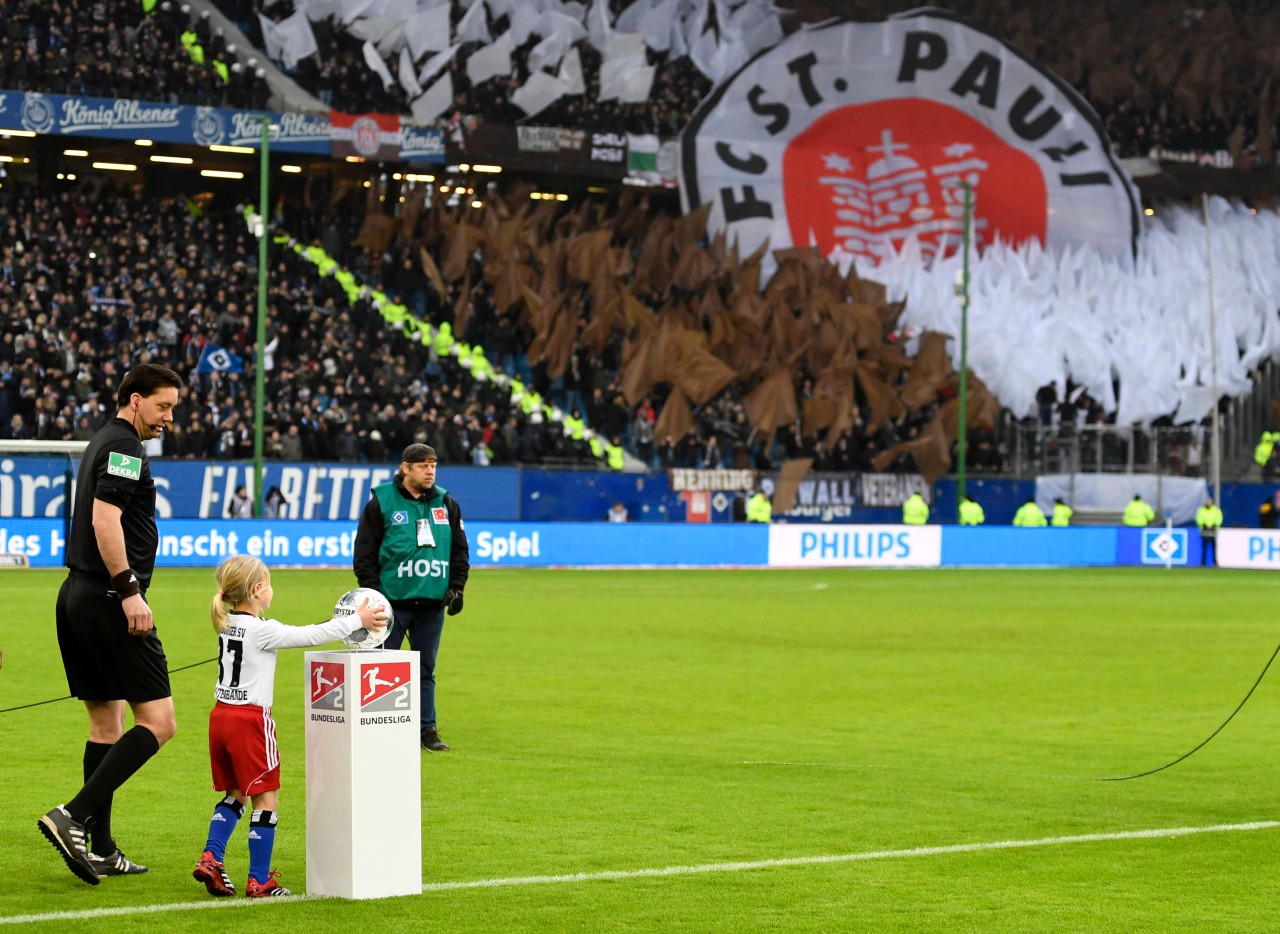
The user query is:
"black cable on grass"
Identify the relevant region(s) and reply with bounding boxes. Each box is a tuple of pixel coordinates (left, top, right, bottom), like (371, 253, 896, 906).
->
(0, 657, 216, 714)
(1100, 641, 1280, 781)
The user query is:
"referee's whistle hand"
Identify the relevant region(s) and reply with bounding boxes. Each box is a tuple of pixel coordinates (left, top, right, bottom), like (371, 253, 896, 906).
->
(123, 594, 154, 636)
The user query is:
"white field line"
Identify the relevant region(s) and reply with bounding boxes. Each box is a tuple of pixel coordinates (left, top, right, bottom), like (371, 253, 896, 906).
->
(4, 821, 1275, 925)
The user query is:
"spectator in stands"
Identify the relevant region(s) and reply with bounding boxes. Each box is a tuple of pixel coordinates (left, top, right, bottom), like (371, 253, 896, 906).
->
(606, 501, 628, 523)
(226, 485, 252, 519)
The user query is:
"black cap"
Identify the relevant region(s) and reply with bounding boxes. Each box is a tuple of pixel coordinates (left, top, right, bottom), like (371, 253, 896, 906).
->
(401, 443, 437, 464)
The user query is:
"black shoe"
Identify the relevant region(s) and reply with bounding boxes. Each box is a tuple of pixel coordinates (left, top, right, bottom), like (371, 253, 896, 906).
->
(38, 806, 100, 885)
(422, 729, 450, 752)
(89, 848, 149, 876)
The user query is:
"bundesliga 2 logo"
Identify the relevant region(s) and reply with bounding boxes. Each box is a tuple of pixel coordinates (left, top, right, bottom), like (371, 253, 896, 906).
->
(680, 9, 1139, 268)
(310, 661, 345, 710)
(359, 662, 411, 711)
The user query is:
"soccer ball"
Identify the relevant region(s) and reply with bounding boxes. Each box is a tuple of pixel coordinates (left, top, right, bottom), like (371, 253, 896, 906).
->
(334, 587, 393, 650)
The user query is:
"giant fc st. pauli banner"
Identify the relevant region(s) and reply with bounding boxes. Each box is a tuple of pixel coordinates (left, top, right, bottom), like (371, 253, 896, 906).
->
(679, 9, 1140, 265)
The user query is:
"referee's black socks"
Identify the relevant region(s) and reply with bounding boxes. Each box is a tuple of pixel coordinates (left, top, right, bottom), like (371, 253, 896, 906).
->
(65, 726, 161, 826)
(83, 740, 115, 855)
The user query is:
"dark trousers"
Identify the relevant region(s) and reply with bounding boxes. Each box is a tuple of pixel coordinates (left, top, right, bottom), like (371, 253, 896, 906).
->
(1201, 534, 1217, 566)
(384, 604, 446, 733)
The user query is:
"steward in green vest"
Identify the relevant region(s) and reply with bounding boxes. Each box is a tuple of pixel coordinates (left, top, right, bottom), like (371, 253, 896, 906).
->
(902, 492, 929, 525)
(746, 490, 772, 523)
(958, 495, 984, 525)
(353, 443, 469, 605)
(1122, 495, 1155, 527)
(353, 444, 471, 752)
(1012, 499, 1047, 526)
(1051, 498, 1073, 526)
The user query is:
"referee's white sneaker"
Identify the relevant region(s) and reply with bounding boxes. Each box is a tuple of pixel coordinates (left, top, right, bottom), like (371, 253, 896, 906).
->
(38, 806, 100, 885)
(89, 848, 149, 876)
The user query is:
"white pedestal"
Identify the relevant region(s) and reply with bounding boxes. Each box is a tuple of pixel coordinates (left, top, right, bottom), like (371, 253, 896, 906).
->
(304, 649, 421, 899)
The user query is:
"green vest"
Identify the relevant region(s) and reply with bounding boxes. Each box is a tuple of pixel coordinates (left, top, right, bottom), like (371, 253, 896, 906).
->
(902, 495, 928, 525)
(1051, 503, 1073, 526)
(213, 59, 229, 83)
(605, 443, 624, 471)
(372, 482, 453, 601)
(958, 500, 984, 525)
(1013, 502, 1047, 526)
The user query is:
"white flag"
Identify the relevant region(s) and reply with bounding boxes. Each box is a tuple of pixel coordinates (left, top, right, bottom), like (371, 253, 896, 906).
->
(412, 72, 454, 123)
(404, 5, 450, 58)
(512, 70, 566, 117)
(299, 0, 344, 21)
(362, 39, 395, 89)
(338, 0, 380, 24)
(418, 42, 460, 85)
(279, 11, 319, 67)
(399, 46, 423, 98)
(557, 46, 585, 95)
(466, 34, 513, 86)
(257, 13, 284, 64)
(456, 0, 491, 44)
(526, 13, 587, 71)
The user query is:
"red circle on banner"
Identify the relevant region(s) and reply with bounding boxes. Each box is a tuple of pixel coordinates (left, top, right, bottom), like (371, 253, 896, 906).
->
(783, 99, 1046, 261)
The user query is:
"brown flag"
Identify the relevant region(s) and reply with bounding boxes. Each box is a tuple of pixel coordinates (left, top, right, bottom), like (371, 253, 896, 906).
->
(743, 368, 798, 436)
(654, 384, 694, 442)
(772, 458, 814, 514)
(418, 248, 448, 301)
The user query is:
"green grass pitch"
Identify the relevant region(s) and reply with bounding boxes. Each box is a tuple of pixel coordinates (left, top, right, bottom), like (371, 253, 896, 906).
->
(2, 566, 1280, 932)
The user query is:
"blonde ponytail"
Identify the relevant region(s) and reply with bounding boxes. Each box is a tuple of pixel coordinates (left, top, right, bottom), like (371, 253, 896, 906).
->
(211, 555, 269, 633)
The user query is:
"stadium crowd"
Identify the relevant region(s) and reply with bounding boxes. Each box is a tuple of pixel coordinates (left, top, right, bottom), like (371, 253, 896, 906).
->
(248, 0, 1275, 164)
(4, 0, 1271, 165)
(3, 0, 267, 110)
(0, 168, 1023, 475)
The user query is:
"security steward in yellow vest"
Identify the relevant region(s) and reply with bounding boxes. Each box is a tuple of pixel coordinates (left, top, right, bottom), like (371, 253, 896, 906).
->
(1013, 498, 1047, 526)
(1051, 498, 1073, 526)
(1195, 496, 1224, 567)
(746, 489, 772, 523)
(1122, 495, 1156, 527)
(902, 492, 929, 525)
(354, 444, 469, 752)
(958, 495, 984, 525)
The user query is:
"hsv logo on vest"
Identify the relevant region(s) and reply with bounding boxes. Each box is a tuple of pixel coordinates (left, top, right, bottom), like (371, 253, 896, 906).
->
(680, 9, 1138, 271)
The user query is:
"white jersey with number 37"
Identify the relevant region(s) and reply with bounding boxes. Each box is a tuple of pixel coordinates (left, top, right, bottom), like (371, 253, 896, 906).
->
(215, 611, 360, 708)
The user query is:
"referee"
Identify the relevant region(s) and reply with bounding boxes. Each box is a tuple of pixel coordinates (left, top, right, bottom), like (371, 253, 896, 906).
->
(38, 363, 183, 886)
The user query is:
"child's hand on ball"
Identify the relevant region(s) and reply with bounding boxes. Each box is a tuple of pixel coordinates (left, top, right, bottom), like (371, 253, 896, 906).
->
(357, 598, 390, 630)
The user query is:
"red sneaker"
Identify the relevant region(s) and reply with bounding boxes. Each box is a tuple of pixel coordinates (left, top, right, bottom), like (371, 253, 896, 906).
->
(246, 869, 292, 898)
(193, 850, 236, 897)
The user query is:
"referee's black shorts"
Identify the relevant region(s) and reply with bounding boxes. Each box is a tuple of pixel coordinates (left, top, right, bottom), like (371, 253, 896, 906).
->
(56, 572, 172, 703)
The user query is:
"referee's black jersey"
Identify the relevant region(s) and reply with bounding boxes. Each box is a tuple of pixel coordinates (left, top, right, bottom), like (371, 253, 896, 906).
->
(66, 417, 159, 584)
